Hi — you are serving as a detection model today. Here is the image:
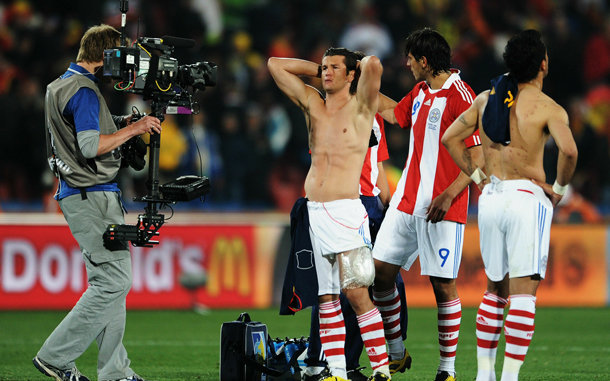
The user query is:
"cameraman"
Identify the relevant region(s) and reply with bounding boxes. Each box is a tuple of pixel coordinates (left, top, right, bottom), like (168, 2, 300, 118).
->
(34, 24, 160, 381)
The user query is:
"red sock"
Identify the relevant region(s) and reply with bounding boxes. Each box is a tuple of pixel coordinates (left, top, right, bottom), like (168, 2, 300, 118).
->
(357, 308, 389, 372)
(319, 300, 346, 374)
(504, 295, 536, 362)
(476, 291, 508, 358)
(373, 286, 405, 358)
(438, 298, 461, 373)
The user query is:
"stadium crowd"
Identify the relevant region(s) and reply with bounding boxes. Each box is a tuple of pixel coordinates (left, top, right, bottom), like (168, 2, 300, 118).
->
(1, 0, 609, 220)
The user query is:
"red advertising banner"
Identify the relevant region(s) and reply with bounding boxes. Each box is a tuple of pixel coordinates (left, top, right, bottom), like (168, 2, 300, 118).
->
(0, 224, 281, 310)
(1, 216, 607, 310)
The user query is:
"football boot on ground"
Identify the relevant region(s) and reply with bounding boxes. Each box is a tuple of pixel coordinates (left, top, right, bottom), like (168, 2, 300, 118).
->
(366, 372, 391, 381)
(112, 375, 151, 381)
(434, 370, 456, 381)
(304, 367, 332, 381)
(389, 348, 412, 375)
(347, 367, 368, 381)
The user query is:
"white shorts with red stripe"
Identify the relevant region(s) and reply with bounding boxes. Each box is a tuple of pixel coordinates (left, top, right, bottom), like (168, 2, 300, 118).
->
(307, 198, 372, 295)
(478, 176, 553, 281)
(372, 206, 464, 279)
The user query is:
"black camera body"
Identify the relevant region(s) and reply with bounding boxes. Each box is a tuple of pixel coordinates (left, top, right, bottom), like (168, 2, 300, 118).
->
(103, 37, 217, 111)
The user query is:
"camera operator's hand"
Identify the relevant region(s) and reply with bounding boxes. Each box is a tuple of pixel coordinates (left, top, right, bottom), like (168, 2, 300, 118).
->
(130, 115, 162, 136)
(97, 116, 161, 156)
(124, 114, 134, 125)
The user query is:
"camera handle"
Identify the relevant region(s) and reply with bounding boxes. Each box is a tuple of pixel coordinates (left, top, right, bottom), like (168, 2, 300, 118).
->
(104, 100, 168, 249)
(145, 99, 165, 202)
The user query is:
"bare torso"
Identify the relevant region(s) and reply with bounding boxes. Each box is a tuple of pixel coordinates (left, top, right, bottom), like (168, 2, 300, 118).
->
(477, 84, 556, 183)
(305, 95, 372, 202)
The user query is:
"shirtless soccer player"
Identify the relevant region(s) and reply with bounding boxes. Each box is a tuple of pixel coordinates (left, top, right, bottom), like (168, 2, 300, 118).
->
(442, 29, 578, 381)
(268, 48, 390, 381)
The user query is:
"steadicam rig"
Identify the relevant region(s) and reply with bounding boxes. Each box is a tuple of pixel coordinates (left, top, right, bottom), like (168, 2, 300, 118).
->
(102, 0, 214, 248)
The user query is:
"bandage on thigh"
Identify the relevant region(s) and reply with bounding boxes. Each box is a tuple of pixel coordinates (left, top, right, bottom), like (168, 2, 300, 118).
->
(339, 246, 375, 289)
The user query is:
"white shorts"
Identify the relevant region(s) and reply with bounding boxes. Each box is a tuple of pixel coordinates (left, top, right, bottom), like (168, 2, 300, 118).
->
(478, 176, 553, 281)
(373, 206, 464, 279)
(307, 198, 372, 295)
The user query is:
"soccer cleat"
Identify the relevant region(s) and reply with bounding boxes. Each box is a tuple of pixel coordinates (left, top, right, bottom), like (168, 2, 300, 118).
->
(389, 348, 412, 375)
(33, 356, 91, 381)
(112, 376, 150, 381)
(434, 371, 456, 381)
(321, 377, 349, 381)
(347, 367, 368, 381)
(366, 372, 391, 381)
(304, 367, 332, 381)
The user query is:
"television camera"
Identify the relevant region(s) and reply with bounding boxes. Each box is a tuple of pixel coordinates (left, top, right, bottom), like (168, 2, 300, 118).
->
(102, 0, 216, 249)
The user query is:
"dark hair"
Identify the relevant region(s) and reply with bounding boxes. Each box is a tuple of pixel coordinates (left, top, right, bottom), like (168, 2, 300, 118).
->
(404, 28, 451, 76)
(323, 47, 361, 94)
(503, 29, 547, 83)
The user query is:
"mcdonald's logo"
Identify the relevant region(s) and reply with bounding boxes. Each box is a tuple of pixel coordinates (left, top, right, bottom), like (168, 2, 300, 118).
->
(207, 237, 251, 296)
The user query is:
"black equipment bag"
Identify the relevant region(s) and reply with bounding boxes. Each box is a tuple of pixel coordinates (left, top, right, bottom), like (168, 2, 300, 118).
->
(220, 312, 269, 381)
(220, 312, 307, 381)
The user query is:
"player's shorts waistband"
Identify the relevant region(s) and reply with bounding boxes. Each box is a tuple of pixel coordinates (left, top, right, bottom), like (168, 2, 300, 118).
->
(307, 198, 362, 210)
(484, 175, 546, 198)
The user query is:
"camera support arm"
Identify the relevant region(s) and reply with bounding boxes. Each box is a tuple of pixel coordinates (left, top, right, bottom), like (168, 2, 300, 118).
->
(104, 100, 168, 249)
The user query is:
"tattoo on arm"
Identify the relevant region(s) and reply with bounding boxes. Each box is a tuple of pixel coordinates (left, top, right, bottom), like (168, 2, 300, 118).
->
(458, 114, 469, 125)
(462, 148, 475, 174)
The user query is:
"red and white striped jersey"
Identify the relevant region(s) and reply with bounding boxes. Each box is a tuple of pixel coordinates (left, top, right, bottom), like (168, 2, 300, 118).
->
(390, 71, 480, 224)
(360, 113, 389, 197)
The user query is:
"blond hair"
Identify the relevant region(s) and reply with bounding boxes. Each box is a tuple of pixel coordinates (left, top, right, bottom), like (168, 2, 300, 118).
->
(76, 24, 121, 63)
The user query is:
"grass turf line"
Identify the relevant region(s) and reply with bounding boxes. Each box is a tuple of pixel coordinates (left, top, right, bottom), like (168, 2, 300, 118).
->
(0, 308, 608, 380)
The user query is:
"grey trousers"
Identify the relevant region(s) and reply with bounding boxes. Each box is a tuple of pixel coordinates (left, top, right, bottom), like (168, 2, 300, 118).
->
(38, 191, 135, 381)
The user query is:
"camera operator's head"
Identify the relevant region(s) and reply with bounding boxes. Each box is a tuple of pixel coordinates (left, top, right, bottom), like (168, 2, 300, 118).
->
(77, 24, 121, 65)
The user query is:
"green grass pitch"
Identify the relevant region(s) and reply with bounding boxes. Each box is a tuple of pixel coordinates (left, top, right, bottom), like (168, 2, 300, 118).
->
(1, 308, 608, 380)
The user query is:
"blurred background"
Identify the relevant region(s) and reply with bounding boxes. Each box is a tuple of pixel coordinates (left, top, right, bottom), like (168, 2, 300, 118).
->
(1, 0, 610, 219)
(0, 0, 609, 312)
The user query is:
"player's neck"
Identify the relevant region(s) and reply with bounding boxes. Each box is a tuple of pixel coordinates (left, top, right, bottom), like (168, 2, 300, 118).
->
(427, 72, 450, 90)
(325, 90, 352, 111)
(522, 77, 543, 91)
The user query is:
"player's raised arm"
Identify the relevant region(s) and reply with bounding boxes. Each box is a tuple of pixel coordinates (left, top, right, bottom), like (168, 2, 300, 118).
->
(267, 57, 321, 112)
(377, 93, 398, 125)
(355, 55, 383, 116)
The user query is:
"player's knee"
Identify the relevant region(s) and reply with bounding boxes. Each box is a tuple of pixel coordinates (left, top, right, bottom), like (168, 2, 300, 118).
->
(339, 246, 375, 290)
(373, 259, 399, 289)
